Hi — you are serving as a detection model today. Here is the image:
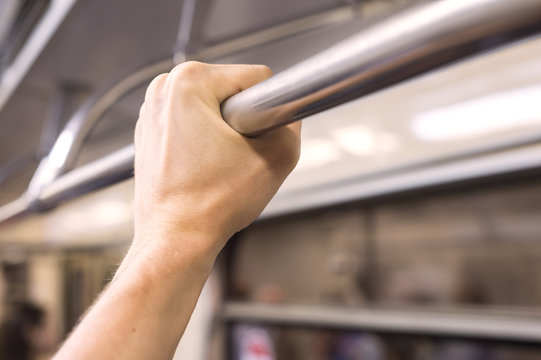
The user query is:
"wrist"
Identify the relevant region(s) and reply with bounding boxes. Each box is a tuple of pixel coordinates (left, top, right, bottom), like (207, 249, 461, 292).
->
(134, 199, 234, 258)
(129, 227, 218, 277)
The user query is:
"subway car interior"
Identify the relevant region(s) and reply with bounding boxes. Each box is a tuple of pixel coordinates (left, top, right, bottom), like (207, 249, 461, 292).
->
(1, 0, 541, 359)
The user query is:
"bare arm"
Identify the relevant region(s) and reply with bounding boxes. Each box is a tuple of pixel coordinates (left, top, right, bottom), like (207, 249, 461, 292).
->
(53, 62, 301, 360)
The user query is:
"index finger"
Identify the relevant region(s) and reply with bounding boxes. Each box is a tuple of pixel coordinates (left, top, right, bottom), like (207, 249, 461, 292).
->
(208, 63, 273, 104)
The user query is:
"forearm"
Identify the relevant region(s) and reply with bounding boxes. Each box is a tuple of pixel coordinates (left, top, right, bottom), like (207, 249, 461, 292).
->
(53, 236, 215, 360)
(53, 62, 300, 360)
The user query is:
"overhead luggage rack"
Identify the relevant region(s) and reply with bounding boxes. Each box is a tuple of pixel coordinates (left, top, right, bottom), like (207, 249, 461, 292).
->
(1, 0, 541, 223)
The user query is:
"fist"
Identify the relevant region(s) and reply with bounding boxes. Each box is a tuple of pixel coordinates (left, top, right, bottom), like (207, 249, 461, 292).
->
(133, 62, 301, 259)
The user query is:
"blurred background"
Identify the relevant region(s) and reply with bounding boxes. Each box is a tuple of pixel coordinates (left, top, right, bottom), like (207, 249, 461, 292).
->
(1, 0, 541, 359)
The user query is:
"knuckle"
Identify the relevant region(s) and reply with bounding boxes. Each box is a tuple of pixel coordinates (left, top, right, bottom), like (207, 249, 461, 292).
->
(281, 133, 301, 170)
(170, 61, 206, 81)
(145, 73, 168, 101)
(169, 61, 207, 95)
(138, 102, 146, 119)
(268, 135, 301, 173)
(150, 72, 169, 86)
(134, 118, 142, 143)
(286, 142, 301, 170)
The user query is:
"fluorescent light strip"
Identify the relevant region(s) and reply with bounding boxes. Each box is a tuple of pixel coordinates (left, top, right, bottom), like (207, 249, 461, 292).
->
(412, 85, 541, 141)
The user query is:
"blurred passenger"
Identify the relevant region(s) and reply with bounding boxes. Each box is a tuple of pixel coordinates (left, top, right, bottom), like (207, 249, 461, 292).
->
(0, 301, 46, 360)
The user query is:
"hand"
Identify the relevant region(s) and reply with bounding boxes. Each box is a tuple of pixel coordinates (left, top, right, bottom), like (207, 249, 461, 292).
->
(133, 61, 301, 262)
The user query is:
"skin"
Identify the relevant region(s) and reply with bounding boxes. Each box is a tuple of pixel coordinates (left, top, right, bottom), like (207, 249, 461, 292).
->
(53, 62, 301, 360)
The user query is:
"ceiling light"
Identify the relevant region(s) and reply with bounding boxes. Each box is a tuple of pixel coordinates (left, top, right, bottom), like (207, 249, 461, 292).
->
(411, 85, 541, 141)
(297, 138, 341, 171)
(331, 125, 376, 156)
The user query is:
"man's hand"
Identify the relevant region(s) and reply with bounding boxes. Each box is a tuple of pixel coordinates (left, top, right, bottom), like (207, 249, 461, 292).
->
(133, 61, 300, 262)
(53, 62, 301, 360)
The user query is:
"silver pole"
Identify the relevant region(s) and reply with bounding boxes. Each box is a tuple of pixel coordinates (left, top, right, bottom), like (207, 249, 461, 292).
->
(1, 0, 541, 222)
(25, 60, 174, 206)
(37, 145, 135, 208)
(221, 0, 541, 136)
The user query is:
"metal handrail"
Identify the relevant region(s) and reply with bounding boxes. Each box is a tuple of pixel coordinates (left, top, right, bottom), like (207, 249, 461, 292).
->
(25, 60, 174, 207)
(221, 0, 541, 135)
(0, 0, 80, 111)
(1, 0, 541, 223)
(223, 302, 541, 343)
